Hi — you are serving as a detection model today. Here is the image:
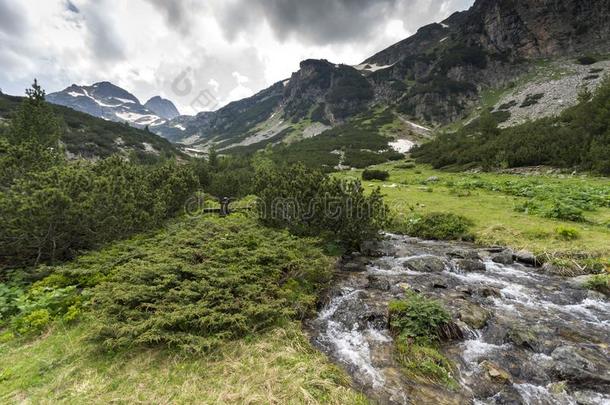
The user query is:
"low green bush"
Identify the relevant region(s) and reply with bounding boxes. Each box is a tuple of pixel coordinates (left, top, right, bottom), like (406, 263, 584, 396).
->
(257, 164, 389, 249)
(544, 202, 585, 222)
(396, 162, 416, 169)
(393, 212, 474, 241)
(583, 274, 609, 295)
(389, 293, 452, 345)
(91, 216, 335, 353)
(555, 226, 581, 241)
(389, 293, 459, 388)
(362, 169, 390, 181)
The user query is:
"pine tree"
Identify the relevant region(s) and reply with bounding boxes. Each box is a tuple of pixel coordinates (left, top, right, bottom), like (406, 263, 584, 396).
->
(8, 79, 62, 148)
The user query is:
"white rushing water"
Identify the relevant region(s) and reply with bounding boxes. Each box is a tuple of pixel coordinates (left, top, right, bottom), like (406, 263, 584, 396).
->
(310, 236, 610, 404)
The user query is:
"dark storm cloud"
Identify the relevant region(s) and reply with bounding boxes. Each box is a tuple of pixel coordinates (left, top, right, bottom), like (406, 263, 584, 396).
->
(219, 0, 401, 44)
(80, 2, 126, 62)
(216, 0, 473, 45)
(142, 0, 194, 34)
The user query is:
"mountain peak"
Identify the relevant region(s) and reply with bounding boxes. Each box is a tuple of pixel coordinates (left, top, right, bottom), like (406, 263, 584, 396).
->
(47, 82, 175, 129)
(144, 96, 180, 120)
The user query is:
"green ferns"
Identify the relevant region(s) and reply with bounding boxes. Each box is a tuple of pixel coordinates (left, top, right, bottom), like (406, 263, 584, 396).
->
(389, 293, 460, 388)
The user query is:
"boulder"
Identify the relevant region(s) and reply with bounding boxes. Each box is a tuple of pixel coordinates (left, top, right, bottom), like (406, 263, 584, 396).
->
(458, 301, 490, 329)
(359, 239, 397, 257)
(455, 258, 486, 272)
(368, 275, 392, 291)
(492, 249, 514, 265)
(514, 250, 538, 266)
(480, 360, 512, 384)
(331, 292, 388, 330)
(506, 327, 538, 351)
(551, 345, 610, 388)
(404, 256, 447, 273)
(448, 248, 480, 260)
(342, 260, 368, 272)
(476, 286, 501, 298)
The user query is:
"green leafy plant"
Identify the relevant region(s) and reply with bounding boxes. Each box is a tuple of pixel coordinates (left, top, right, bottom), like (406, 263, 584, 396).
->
(389, 293, 452, 345)
(555, 226, 581, 241)
(389, 293, 460, 388)
(362, 169, 390, 181)
(393, 212, 474, 241)
(544, 202, 585, 222)
(583, 274, 609, 295)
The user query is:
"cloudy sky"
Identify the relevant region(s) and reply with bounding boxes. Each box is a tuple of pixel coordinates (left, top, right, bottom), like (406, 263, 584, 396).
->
(0, 0, 473, 115)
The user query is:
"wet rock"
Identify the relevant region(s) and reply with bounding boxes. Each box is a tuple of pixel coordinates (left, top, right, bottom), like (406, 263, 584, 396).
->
(456, 286, 472, 296)
(360, 240, 397, 257)
(476, 286, 501, 298)
(342, 256, 370, 272)
(492, 249, 514, 265)
(330, 292, 387, 330)
(480, 360, 512, 383)
(506, 327, 538, 351)
(458, 301, 490, 329)
(587, 290, 608, 301)
(390, 283, 412, 295)
(492, 387, 525, 404)
(368, 275, 392, 291)
(566, 275, 595, 289)
(514, 250, 538, 266)
(343, 262, 367, 272)
(448, 248, 480, 260)
(455, 259, 486, 272)
(551, 345, 610, 388)
(403, 256, 447, 273)
(572, 390, 610, 405)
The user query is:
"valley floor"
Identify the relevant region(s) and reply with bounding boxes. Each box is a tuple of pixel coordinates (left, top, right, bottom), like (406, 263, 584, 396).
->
(1, 163, 608, 404)
(337, 162, 610, 273)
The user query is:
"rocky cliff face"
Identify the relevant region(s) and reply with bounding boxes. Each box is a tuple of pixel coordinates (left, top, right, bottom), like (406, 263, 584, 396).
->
(464, 0, 610, 58)
(157, 0, 609, 148)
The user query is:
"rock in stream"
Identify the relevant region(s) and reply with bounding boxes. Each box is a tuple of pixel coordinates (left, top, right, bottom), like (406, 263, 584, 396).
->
(307, 234, 610, 405)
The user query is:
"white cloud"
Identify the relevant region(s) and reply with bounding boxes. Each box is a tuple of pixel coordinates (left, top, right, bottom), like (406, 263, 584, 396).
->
(0, 0, 475, 114)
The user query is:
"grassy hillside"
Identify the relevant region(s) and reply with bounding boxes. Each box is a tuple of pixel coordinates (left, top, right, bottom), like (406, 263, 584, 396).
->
(337, 161, 610, 273)
(0, 321, 367, 404)
(0, 92, 181, 162)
